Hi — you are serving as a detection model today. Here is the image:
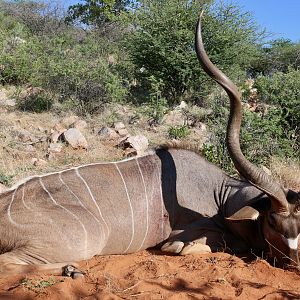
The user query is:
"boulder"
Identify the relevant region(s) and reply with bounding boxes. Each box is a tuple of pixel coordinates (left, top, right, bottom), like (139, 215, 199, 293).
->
(118, 135, 149, 156)
(127, 135, 149, 156)
(63, 128, 88, 149)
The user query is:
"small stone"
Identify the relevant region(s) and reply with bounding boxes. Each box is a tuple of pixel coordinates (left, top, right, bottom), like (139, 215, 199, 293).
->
(114, 122, 125, 131)
(63, 128, 88, 149)
(117, 128, 129, 137)
(32, 158, 47, 166)
(176, 101, 188, 110)
(48, 143, 63, 153)
(53, 123, 67, 134)
(51, 131, 63, 143)
(72, 120, 87, 131)
(37, 126, 45, 132)
(98, 127, 119, 140)
(61, 115, 79, 128)
(16, 129, 38, 143)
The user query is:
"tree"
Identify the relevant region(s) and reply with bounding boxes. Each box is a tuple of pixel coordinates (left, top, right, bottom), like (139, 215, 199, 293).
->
(124, 0, 263, 104)
(65, 0, 133, 27)
(251, 38, 300, 75)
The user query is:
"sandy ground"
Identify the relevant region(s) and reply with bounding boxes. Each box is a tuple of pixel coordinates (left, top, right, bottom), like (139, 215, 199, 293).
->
(0, 250, 300, 300)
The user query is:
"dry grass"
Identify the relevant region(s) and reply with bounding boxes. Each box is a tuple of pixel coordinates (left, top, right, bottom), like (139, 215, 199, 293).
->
(0, 102, 298, 192)
(0, 103, 175, 186)
(270, 157, 300, 192)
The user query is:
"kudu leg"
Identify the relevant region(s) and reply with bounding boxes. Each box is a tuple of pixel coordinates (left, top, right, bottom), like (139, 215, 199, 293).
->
(161, 218, 237, 255)
(0, 252, 83, 278)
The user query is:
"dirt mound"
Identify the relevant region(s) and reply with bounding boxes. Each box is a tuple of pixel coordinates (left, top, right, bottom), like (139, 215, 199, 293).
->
(0, 251, 299, 299)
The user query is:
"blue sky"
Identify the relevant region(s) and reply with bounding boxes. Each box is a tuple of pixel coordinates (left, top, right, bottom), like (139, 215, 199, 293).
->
(225, 0, 300, 42)
(61, 0, 300, 42)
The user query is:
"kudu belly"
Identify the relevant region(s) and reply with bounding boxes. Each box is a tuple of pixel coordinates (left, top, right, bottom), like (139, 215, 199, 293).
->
(0, 155, 172, 263)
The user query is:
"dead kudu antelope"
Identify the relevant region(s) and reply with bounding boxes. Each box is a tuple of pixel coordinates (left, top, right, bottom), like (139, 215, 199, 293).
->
(0, 17, 300, 278)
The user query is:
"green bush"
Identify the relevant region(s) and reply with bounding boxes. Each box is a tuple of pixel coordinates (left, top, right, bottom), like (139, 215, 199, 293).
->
(254, 69, 300, 133)
(125, 0, 262, 104)
(0, 11, 127, 114)
(17, 91, 53, 113)
(168, 125, 190, 140)
(203, 97, 299, 174)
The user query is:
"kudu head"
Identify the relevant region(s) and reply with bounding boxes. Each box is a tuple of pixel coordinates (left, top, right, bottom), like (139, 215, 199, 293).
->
(195, 12, 300, 268)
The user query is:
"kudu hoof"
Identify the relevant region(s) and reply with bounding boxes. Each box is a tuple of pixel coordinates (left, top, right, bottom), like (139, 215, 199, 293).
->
(62, 265, 85, 279)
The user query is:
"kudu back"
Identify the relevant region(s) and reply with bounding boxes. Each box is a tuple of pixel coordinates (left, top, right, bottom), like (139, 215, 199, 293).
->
(0, 16, 299, 276)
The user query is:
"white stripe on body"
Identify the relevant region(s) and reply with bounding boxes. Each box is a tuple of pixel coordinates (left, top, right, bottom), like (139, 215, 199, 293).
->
(135, 158, 149, 251)
(59, 173, 101, 226)
(21, 182, 31, 210)
(114, 163, 135, 254)
(39, 177, 89, 258)
(7, 188, 20, 227)
(75, 168, 110, 240)
(7, 180, 68, 248)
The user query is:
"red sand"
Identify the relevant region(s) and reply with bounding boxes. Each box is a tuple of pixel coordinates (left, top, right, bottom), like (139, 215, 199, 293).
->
(0, 251, 299, 299)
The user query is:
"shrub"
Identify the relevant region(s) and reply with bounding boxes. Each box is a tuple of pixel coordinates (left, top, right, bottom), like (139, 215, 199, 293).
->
(168, 125, 190, 140)
(254, 69, 300, 134)
(0, 10, 127, 114)
(125, 0, 262, 104)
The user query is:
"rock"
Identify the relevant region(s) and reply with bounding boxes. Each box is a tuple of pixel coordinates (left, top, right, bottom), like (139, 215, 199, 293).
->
(98, 127, 119, 140)
(127, 135, 149, 156)
(113, 121, 129, 137)
(117, 128, 129, 137)
(63, 128, 88, 149)
(32, 158, 47, 166)
(114, 122, 125, 131)
(61, 115, 79, 128)
(16, 129, 38, 143)
(51, 123, 67, 143)
(48, 143, 63, 153)
(176, 101, 188, 110)
(72, 120, 87, 131)
(0, 183, 7, 193)
(53, 123, 67, 134)
(118, 135, 149, 156)
(50, 131, 63, 143)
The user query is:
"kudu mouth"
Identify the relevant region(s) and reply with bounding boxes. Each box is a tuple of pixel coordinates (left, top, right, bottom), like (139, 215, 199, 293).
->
(195, 12, 289, 215)
(265, 237, 299, 268)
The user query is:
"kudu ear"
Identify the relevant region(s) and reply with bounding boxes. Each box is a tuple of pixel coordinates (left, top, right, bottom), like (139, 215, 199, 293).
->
(226, 206, 260, 221)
